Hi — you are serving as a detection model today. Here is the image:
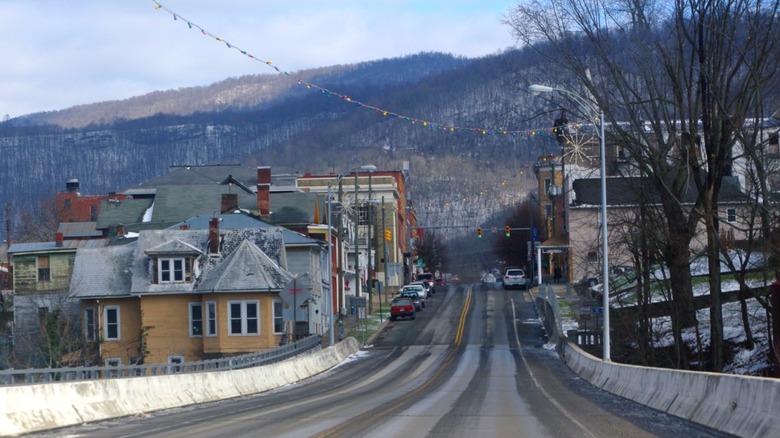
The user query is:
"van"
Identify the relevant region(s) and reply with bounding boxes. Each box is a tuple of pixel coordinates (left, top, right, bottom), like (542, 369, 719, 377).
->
(416, 273, 435, 293)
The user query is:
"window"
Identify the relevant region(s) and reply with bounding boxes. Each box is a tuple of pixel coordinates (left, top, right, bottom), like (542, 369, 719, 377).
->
(105, 358, 121, 366)
(544, 178, 552, 194)
(273, 301, 285, 334)
(357, 205, 370, 225)
(158, 258, 187, 283)
(37, 256, 51, 282)
(168, 355, 184, 373)
(84, 307, 96, 341)
(727, 208, 737, 222)
(545, 204, 553, 218)
(206, 301, 217, 336)
(89, 204, 98, 222)
(189, 302, 203, 337)
(104, 306, 120, 340)
(228, 300, 259, 335)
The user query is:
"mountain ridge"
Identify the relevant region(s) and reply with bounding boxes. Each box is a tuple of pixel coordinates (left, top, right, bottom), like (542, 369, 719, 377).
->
(1, 50, 543, 244)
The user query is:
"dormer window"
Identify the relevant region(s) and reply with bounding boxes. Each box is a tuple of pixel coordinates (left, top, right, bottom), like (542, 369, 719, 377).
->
(145, 239, 202, 285)
(152, 256, 193, 284)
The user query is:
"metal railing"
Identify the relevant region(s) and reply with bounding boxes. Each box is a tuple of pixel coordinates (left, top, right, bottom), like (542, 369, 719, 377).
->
(0, 334, 321, 386)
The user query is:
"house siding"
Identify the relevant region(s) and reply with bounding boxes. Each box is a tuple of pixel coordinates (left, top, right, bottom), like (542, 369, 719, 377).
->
(12, 252, 75, 294)
(141, 293, 282, 364)
(94, 298, 142, 366)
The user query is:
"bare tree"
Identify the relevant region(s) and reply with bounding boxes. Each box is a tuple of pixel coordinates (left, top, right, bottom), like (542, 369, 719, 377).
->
(14, 196, 60, 243)
(506, 0, 780, 370)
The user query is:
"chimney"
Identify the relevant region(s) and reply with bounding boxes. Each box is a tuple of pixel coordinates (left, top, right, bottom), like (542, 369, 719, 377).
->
(65, 179, 80, 193)
(179, 223, 189, 230)
(209, 217, 220, 255)
(55, 232, 64, 247)
(257, 166, 271, 220)
(221, 193, 239, 213)
(116, 224, 124, 237)
(108, 191, 117, 202)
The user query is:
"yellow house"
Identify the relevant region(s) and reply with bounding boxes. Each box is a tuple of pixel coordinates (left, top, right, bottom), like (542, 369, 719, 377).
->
(69, 219, 293, 366)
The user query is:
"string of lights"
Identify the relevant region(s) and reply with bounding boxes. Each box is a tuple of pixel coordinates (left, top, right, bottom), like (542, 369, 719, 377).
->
(150, 1, 592, 140)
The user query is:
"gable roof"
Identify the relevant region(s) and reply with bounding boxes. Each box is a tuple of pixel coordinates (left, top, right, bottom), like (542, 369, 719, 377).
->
(69, 243, 136, 299)
(129, 227, 287, 296)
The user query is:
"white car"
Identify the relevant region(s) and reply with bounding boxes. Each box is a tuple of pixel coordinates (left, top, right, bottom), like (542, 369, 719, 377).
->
(400, 284, 426, 301)
(503, 269, 528, 290)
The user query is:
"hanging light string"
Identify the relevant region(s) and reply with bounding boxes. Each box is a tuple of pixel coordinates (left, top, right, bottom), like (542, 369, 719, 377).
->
(151, 1, 589, 139)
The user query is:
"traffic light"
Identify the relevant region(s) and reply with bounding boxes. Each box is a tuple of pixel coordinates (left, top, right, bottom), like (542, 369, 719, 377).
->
(477, 227, 482, 238)
(505, 225, 511, 237)
(385, 229, 392, 241)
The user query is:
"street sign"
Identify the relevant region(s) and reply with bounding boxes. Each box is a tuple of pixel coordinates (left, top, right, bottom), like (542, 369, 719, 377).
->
(350, 296, 366, 308)
(532, 227, 538, 241)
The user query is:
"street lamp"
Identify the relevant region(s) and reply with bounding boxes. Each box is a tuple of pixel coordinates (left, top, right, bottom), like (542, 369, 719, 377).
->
(529, 83, 610, 361)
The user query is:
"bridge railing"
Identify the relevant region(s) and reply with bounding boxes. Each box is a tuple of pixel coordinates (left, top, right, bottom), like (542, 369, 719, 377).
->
(0, 334, 321, 386)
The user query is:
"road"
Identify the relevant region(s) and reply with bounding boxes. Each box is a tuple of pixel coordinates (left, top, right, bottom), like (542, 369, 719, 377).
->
(35, 283, 731, 437)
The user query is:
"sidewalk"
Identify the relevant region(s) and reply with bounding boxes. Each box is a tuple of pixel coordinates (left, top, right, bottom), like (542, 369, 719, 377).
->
(322, 291, 392, 348)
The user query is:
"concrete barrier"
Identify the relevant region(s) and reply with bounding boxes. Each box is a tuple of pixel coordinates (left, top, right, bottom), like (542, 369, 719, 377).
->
(561, 340, 780, 437)
(0, 337, 360, 436)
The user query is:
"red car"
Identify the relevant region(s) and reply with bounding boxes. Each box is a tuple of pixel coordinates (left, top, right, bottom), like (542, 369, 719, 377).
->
(390, 297, 415, 321)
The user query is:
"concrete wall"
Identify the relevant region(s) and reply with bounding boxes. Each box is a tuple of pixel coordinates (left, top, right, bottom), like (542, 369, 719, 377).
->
(561, 340, 780, 438)
(0, 337, 360, 436)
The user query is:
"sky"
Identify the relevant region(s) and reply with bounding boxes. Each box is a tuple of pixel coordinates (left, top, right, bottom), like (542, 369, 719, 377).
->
(0, 0, 519, 119)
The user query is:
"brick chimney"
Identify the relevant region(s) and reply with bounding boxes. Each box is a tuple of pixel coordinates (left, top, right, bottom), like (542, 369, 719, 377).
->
(221, 193, 239, 213)
(55, 232, 64, 247)
(179, 222, 189, 230)
(116, 224, 124, 237)
(209, 217, 220, 255)
(257, 166, 271, 220)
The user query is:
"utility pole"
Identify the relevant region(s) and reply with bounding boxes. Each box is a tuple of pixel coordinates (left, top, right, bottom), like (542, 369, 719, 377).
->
(367, 172, 373, 315)
(382, 196, 388, 316)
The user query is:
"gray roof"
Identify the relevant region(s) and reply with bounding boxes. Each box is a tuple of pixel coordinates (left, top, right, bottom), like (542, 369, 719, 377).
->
(9, 239, 107, 254)
(69, 243, 136, 299)
(572, 175, 748, 206)
(150, 185, 257, 223)
(127, 164, 300, 193)
(57, 222, 103, 239)
(96, 198, 155, 229)
(269, 192, 321, 225)
(196, 239, 291, 293)
(175, 213, 317, 246)
(130, 227, 288, 296)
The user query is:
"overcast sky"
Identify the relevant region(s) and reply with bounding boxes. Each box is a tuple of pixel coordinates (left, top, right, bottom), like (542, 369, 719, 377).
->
(0, 0, 518, 118)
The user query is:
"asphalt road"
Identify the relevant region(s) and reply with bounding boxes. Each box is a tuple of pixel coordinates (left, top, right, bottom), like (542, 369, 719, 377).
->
(34, 283, 733, 437)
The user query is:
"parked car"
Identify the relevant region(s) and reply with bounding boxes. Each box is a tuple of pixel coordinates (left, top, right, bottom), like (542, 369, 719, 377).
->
(390, 297, 415, 321)
(410, 280, 433, 297)
(401, 284, 427, 301)
(416, 273, 436, 293)
(503, 268, 528, 290)
(398, 291, 424, 311)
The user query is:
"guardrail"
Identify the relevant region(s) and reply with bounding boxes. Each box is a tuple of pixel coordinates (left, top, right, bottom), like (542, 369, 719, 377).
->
(0, 334, 321, 386)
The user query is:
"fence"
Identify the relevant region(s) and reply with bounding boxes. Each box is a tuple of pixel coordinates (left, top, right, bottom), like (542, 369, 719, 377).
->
(0, 334, 321, 386)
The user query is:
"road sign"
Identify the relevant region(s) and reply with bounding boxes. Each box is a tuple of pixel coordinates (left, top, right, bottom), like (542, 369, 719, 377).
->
(350, 296, 366, 308)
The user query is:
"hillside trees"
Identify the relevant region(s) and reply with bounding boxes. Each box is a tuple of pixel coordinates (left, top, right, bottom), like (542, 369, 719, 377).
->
(507, 0, 780, 370)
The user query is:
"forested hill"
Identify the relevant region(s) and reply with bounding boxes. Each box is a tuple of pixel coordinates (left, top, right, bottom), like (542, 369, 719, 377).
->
(0, 50, 549, 242)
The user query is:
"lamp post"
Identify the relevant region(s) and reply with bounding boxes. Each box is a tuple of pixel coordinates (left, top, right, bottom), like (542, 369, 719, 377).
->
(529, 83, 610, 361)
